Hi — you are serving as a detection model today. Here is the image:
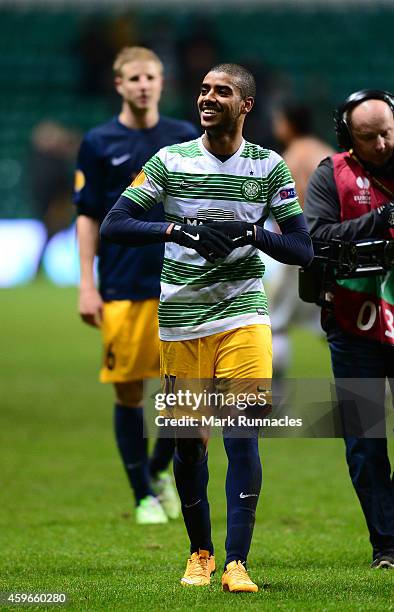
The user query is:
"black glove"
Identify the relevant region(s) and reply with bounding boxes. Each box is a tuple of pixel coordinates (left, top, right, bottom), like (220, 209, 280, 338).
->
(377, 202, 394, 227)
(206, 221, 256, 247)
(169, 223, 233, 263)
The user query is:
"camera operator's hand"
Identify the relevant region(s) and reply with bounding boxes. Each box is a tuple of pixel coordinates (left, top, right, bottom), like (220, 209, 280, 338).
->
(169, 223, 233, 263)
(205, 221, 256, 247)
(377, 202, 394, 227)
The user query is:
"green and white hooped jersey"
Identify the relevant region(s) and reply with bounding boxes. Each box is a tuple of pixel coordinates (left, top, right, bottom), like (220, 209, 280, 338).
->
(122, 137, 302, 341)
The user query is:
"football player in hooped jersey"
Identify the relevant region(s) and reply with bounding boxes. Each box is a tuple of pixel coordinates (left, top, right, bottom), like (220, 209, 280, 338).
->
(101, 64, 313, 592)
(73, 47, 198, 525)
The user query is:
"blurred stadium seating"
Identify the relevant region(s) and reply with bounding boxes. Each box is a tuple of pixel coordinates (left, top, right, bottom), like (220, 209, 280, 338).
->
(1, 3, 394, 221)
(0, 0, 393, 285)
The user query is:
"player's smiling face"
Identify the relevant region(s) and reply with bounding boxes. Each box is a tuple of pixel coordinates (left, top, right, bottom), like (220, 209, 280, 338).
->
(198, 71, 252, 133)
(115, 60, 163, 112)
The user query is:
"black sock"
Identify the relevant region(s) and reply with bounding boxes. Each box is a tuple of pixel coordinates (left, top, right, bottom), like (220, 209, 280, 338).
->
(173, 441, 213, 555)
(149, 435, 176, 478)
(114, 403, 153, 505)
(223, 428, 262, 566)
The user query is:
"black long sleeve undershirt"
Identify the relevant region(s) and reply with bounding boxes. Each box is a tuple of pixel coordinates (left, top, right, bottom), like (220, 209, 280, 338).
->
(100, 196, 170, 246)
(254, 215, 313, 267)
(100, 195, 313, 266)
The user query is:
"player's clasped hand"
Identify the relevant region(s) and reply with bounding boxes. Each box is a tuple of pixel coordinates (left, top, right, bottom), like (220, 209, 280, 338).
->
(206, 221, 256, 247)
(170, 223, 233, 263)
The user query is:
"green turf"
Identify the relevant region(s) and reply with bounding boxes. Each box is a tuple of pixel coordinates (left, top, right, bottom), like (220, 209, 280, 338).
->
(0, 280, 393, 611)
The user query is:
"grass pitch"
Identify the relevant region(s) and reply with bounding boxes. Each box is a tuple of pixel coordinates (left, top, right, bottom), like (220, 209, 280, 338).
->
(0, 280, 393, 610)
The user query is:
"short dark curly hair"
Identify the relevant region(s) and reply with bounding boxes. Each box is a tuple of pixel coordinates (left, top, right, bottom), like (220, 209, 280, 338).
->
(209, 63, 256, 99)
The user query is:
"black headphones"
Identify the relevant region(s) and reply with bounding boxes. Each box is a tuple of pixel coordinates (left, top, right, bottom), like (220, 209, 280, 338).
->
(333, 89, 394, 150)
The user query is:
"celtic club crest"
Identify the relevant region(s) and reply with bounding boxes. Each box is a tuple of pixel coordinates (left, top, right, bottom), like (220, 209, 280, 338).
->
(241, 179, 261, 201)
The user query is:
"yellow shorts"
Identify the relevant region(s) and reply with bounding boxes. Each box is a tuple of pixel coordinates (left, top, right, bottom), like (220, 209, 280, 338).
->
(160, 325, 272, 418)
(160, 324, 272, 379)
(100, 299, 160, 384)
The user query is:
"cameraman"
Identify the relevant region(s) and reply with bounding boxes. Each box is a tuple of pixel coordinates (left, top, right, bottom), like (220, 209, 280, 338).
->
(304, 90, 394, 569)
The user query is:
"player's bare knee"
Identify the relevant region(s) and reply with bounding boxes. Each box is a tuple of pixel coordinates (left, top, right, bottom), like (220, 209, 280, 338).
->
(114, 381, 144, 407)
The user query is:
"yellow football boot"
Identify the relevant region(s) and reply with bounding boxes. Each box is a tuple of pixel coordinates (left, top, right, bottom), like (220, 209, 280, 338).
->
(221, 560, 258, 593)
(180, 549, 215, 587)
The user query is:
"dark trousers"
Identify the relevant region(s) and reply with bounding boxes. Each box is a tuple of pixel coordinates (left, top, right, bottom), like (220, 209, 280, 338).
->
(327, 326, 394, 558)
